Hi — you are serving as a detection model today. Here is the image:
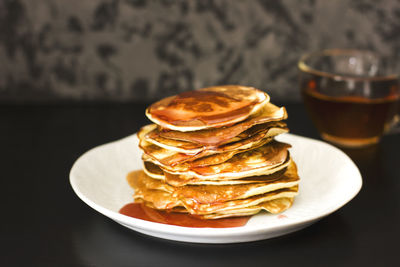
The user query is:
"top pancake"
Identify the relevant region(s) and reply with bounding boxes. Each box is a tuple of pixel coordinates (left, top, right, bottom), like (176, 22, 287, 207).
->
(146, 85, 269, 131)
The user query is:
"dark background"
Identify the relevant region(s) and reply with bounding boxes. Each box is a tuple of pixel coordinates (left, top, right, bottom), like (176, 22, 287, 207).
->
(1, 0, 400, 103)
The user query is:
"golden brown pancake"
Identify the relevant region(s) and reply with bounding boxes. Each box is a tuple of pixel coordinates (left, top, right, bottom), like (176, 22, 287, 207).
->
(136, 161, 299, 202)
(145, 121, 288, 155)
(172, 162, 299, 204)
(143, 161, 290, 186)
(157, 140, 291, 179)
(162, 159, 289, 186)
(146, 85, 269, 131)
(128, 170, 298, 217)
(157, 102, 287, 146)
(143, 161, 165, 180)
(200, 197, 294, 219)
(135, 197, 295, 219)
(138, 123, 288, 168)
(140, 135, 273, 169)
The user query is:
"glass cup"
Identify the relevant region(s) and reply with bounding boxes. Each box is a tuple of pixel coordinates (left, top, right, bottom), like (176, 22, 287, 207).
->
(298, 49, 400, 147)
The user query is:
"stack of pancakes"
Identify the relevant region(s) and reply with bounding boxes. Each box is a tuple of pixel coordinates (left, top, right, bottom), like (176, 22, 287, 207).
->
(131, 85, 299, 219)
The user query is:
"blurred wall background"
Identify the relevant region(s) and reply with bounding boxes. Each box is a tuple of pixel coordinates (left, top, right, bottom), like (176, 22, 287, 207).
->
(1, 0, 400, 103)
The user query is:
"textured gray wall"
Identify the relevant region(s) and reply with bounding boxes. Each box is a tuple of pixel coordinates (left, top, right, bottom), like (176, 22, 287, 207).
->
(1, 0, 400, 102)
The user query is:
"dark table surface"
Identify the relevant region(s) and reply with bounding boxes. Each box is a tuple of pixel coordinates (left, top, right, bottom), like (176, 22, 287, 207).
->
(1, 102, 399, 267)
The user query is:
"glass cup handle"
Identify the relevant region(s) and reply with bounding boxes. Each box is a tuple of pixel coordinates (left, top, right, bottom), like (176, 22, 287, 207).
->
(386, 113, 400, 134)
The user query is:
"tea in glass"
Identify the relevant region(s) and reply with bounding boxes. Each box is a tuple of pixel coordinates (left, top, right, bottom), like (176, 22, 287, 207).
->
(299, 49, 400, 147)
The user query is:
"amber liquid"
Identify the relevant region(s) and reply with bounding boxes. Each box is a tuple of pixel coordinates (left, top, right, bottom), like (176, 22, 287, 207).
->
(302, 86, 400, 147)
(119, 203, 250, 228)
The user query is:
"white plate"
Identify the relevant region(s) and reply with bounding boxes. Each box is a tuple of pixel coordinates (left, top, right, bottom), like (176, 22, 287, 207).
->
(70, 133, 362, 244)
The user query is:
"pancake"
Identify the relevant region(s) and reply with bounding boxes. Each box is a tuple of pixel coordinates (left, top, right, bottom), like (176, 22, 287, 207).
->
(135, 197, 295, 219)
(146, 85, 269, 131)
(134, 184, 298, 215)
(140, 134, 278, 169)
(157, 140, 291, 179)
(163, 159, 289, 185)
(200, 197, 294, 219)
(129, 170, 298, 217)
(135, 161, 299, 203)
(143, 161, 290, 186)
(145, 121, 288, 155)
(157, 102, 287, 146)
(130, 160, 299, 203)
(138, 123, 288, 168)
(143, 161, 165, 180)
(172, 161, 299, 204)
